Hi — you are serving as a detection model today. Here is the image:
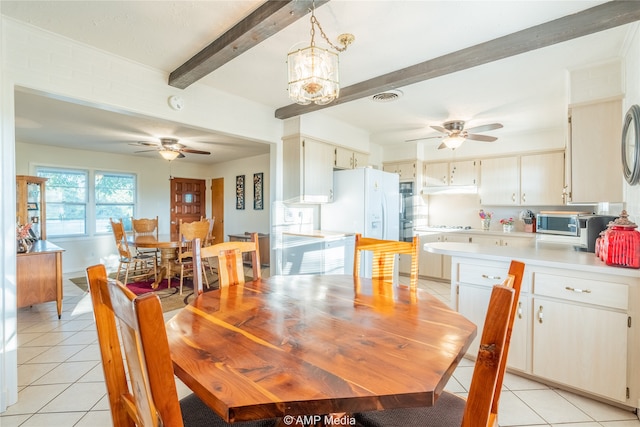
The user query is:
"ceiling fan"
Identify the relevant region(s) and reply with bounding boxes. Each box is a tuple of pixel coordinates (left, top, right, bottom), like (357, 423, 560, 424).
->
(130, 137, 211, 160)
(407, 120, 503, 149)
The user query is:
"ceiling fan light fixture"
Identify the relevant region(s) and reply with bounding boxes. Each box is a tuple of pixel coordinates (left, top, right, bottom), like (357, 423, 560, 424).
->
(159, 149, 180, 161)
(287, 1, 353, 106)
(443, 135, 465, 149)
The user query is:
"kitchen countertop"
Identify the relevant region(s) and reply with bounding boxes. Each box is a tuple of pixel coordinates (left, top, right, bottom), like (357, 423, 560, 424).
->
(424, 241, 639, 278)
(282, 230, 355, 239)
(414, 227, 534, 238)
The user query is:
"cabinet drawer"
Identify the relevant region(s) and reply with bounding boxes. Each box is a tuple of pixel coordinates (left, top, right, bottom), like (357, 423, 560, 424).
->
(532, 272, 628, 310)
(459, 262, 510, 287)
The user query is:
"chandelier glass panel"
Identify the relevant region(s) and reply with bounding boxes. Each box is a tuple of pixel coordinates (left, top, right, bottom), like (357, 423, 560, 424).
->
(287, 3, 353, 106)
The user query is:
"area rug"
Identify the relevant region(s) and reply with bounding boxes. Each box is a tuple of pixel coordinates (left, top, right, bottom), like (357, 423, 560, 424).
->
(69, 274, 219, 313)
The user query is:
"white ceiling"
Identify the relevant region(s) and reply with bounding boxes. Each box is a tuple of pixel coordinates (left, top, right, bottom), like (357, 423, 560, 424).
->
(2, 1, 634, 164)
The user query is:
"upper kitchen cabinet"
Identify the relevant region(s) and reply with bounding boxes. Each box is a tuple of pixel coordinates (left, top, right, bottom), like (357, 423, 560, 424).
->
(520, 151, 565, 205)
(334, 146, 369, 170)
(424, 160, 477, 188)
(480, 152, 564, 205)
(283, 136, 334, 203)
(567, 99, 623, 203)
(479, 156, 519, 205)
(383, 161, 417, 182)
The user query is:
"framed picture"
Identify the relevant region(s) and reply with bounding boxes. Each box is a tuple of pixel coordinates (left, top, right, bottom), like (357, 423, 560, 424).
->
(236, 175, 245, 210)
(26, 202, 38, 210)
(253, 172, 264, 210)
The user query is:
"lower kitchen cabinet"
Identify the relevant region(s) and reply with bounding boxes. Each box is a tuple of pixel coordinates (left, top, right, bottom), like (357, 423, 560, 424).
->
(451, 255, 637, 407)
(281, 234, 355, 275)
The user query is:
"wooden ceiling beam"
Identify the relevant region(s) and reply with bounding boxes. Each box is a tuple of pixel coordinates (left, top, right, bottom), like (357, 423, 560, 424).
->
(169, 0, 329, 89)
(275, 1, 640, 120)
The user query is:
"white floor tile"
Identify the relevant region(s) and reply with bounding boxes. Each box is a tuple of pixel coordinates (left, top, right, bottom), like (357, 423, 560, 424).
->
(555, 389, 638, 422)
(497, 391, 546, 426)
(2, 384, 70, 416)
(40, 382, 106, 413)
(600, 421, 640, 427)
(513, 389, 592, 424)
(19, 411, 85, 426)
(32, 361, 99, 385)
(74, 410, 113, 427)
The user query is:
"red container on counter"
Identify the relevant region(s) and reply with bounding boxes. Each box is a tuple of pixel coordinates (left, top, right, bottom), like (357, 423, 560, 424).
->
(596, 211, 640, 269)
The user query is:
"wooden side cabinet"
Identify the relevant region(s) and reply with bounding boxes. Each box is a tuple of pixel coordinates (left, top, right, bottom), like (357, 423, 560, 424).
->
(17, 240, 65, 319)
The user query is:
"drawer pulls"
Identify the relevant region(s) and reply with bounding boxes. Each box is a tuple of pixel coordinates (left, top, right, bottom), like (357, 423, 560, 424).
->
(517, 301, 523, 319)
(538, 305, 544, 323)
(565, 286, 592, 294)
(482, 274, 502, 280)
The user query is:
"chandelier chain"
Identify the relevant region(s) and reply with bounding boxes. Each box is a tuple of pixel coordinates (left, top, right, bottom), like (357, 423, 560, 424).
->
(309, 3, 350, 52)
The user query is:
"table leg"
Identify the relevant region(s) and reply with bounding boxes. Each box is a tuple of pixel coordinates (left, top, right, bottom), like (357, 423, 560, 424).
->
(154, 247, 177, 289)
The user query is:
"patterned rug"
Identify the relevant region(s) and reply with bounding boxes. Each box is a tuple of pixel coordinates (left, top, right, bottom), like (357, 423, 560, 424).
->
(69, 273, 219, 313)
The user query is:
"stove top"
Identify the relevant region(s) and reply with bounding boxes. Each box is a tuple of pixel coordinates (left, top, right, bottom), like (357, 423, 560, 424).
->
(428, 225, 473, 230)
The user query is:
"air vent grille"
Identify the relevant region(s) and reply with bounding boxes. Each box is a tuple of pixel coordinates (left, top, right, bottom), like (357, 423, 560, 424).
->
(371, 90, 403, 103)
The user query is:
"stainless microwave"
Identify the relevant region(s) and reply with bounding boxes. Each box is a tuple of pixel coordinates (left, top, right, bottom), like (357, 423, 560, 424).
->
(536, 212, 586, 236)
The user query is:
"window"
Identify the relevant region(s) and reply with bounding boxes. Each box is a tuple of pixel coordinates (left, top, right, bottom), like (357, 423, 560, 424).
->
(37, 168, 88, 236)
(36, 167, 137, 237)
(95, 172, 136, 233)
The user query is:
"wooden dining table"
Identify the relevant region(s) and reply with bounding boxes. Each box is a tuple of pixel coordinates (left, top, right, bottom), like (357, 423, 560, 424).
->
(128, 233, 181, 288)
(165, 274, 477, 425)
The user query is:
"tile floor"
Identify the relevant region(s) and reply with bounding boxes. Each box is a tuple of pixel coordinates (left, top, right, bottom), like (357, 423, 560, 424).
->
(0, 272, 638, 427)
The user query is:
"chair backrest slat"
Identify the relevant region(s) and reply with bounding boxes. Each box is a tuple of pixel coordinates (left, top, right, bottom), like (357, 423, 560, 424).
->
(110, 218, 133, 259)
(178, 219, 210, 261)
(200, 232, 261, 287)
(353, 233, 419, 290)
(87, 264, 184, 427)
(131, 216, 159, 237)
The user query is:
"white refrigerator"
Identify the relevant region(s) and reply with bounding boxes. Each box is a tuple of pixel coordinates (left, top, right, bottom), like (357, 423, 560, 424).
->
(321, 168, 400, 276)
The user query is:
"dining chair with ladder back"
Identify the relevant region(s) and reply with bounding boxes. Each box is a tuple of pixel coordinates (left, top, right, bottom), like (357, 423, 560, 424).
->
(199, 232, 262, 288)
(199, 216, 217, 275)
(131, 215, 160, 261)
(355, 260, 525, 427)
(175, 218, 210, 295)
(353, 233, 419, 291)
(110, 218, 157, 285)
(85, 263, 276, 427)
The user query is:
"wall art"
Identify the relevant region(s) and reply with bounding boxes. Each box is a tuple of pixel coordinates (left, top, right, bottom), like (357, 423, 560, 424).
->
(236, 175, 245, 210)
(253, 172, 264, 210)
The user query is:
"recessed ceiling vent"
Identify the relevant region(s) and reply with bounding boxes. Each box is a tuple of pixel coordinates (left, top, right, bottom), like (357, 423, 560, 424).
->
(370, 90, 403, 103)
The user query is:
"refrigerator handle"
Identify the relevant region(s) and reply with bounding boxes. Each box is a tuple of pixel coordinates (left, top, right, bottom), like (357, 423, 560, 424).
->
(381, 193, 387, 240)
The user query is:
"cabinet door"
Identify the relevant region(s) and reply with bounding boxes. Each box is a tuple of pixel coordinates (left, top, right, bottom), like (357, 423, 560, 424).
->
(450, 160, 477, 186)
(353, 151, 368, 168)
(397, 162, 416, 181)
(569, 100, 623, 203)
(334, 146, 353, 169)
(441, 234, 470, 280)
(424, 162, 449, 187)
(470, 235, 500, 246)
(532, 298, 628, 402)
(458, 284, 527, 371)
(418, 234, 443, 278)
(479, 157, 520, 205)
(500, 236, 534, 247)
(303, 140, 334, 202)
(520, 152, 564, 205)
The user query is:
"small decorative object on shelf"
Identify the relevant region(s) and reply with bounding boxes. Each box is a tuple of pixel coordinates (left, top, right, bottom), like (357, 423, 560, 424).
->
(596, 210, 639, 269)
(479, 209, 492, 230)
(500, 217, 515, 232)
(16, 223, 32, 253)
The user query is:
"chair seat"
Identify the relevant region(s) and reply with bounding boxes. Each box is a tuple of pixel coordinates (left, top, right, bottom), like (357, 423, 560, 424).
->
(179, 393, 277, 427)
(355, 392, 465, 427)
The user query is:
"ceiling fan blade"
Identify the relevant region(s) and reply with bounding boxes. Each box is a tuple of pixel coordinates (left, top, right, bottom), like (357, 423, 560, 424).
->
(130, 141, 157, 147)
(437, 142, 448, 150)
(405, 136, 442, 143)
(465, 123, 503, 133)
(466, 133, 498, 142)
(178, 153, 186, 159)
(430, 125, 448, 133)
(180, 148, 211, 155)
(135, 149, 159, 153)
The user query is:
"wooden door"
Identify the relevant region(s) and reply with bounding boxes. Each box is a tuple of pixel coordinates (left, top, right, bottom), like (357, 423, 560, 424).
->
(211, 178, 224, 244)
(170, 178, 206, 236)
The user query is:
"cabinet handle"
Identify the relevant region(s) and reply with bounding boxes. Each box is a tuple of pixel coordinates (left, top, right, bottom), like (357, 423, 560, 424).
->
(538, 305, 544, 323)
(481, 274, 501, 280)
(512, 193, 516, 202)
(522, 193, 526, 203)
(565, 286, 591, 294)
(517, 301, 523, 319)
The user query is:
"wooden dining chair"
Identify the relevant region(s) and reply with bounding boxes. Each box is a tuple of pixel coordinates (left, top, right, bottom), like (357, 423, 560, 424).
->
(355, 260, 525, 427)
(131, 215, 160, 260)
(86, 264, 276, 427)
(175, 218, 210, 294)
(110, 218, 157, 285)
(353, 233, 419, 291)
(200, 232, 262, 288)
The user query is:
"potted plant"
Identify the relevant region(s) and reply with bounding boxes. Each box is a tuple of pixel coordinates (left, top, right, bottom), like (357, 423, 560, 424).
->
(478, 210, 492, 230)
(500, 217, 515, 232)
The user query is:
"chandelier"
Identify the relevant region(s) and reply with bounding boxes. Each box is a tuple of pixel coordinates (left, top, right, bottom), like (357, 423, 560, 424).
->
(443, 135, 466, 149)
(287, 2, 354, 105)
(159, 150, 180, 161)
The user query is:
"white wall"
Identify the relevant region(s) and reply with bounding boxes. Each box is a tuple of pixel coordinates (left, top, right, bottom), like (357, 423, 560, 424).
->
(623, 24, 640, 223)
(211, 153, 271, 237)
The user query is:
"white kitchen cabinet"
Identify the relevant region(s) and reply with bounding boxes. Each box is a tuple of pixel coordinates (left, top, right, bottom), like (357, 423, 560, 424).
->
(424, 160, 477, 188)
(281, 234, 355, 275)
(334, 146, 369, 170)
(531, 270, 629, 402)
(418, 234, 443, 278)
(520, 151, 565, 205)
(568, 99, 623, 203)
(479, 156, 520, 205)
(456, 259, 528, 371)
(441, 234, 471, 281)
(283, 136, 334, 203)
(383, 161, 416, 181)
